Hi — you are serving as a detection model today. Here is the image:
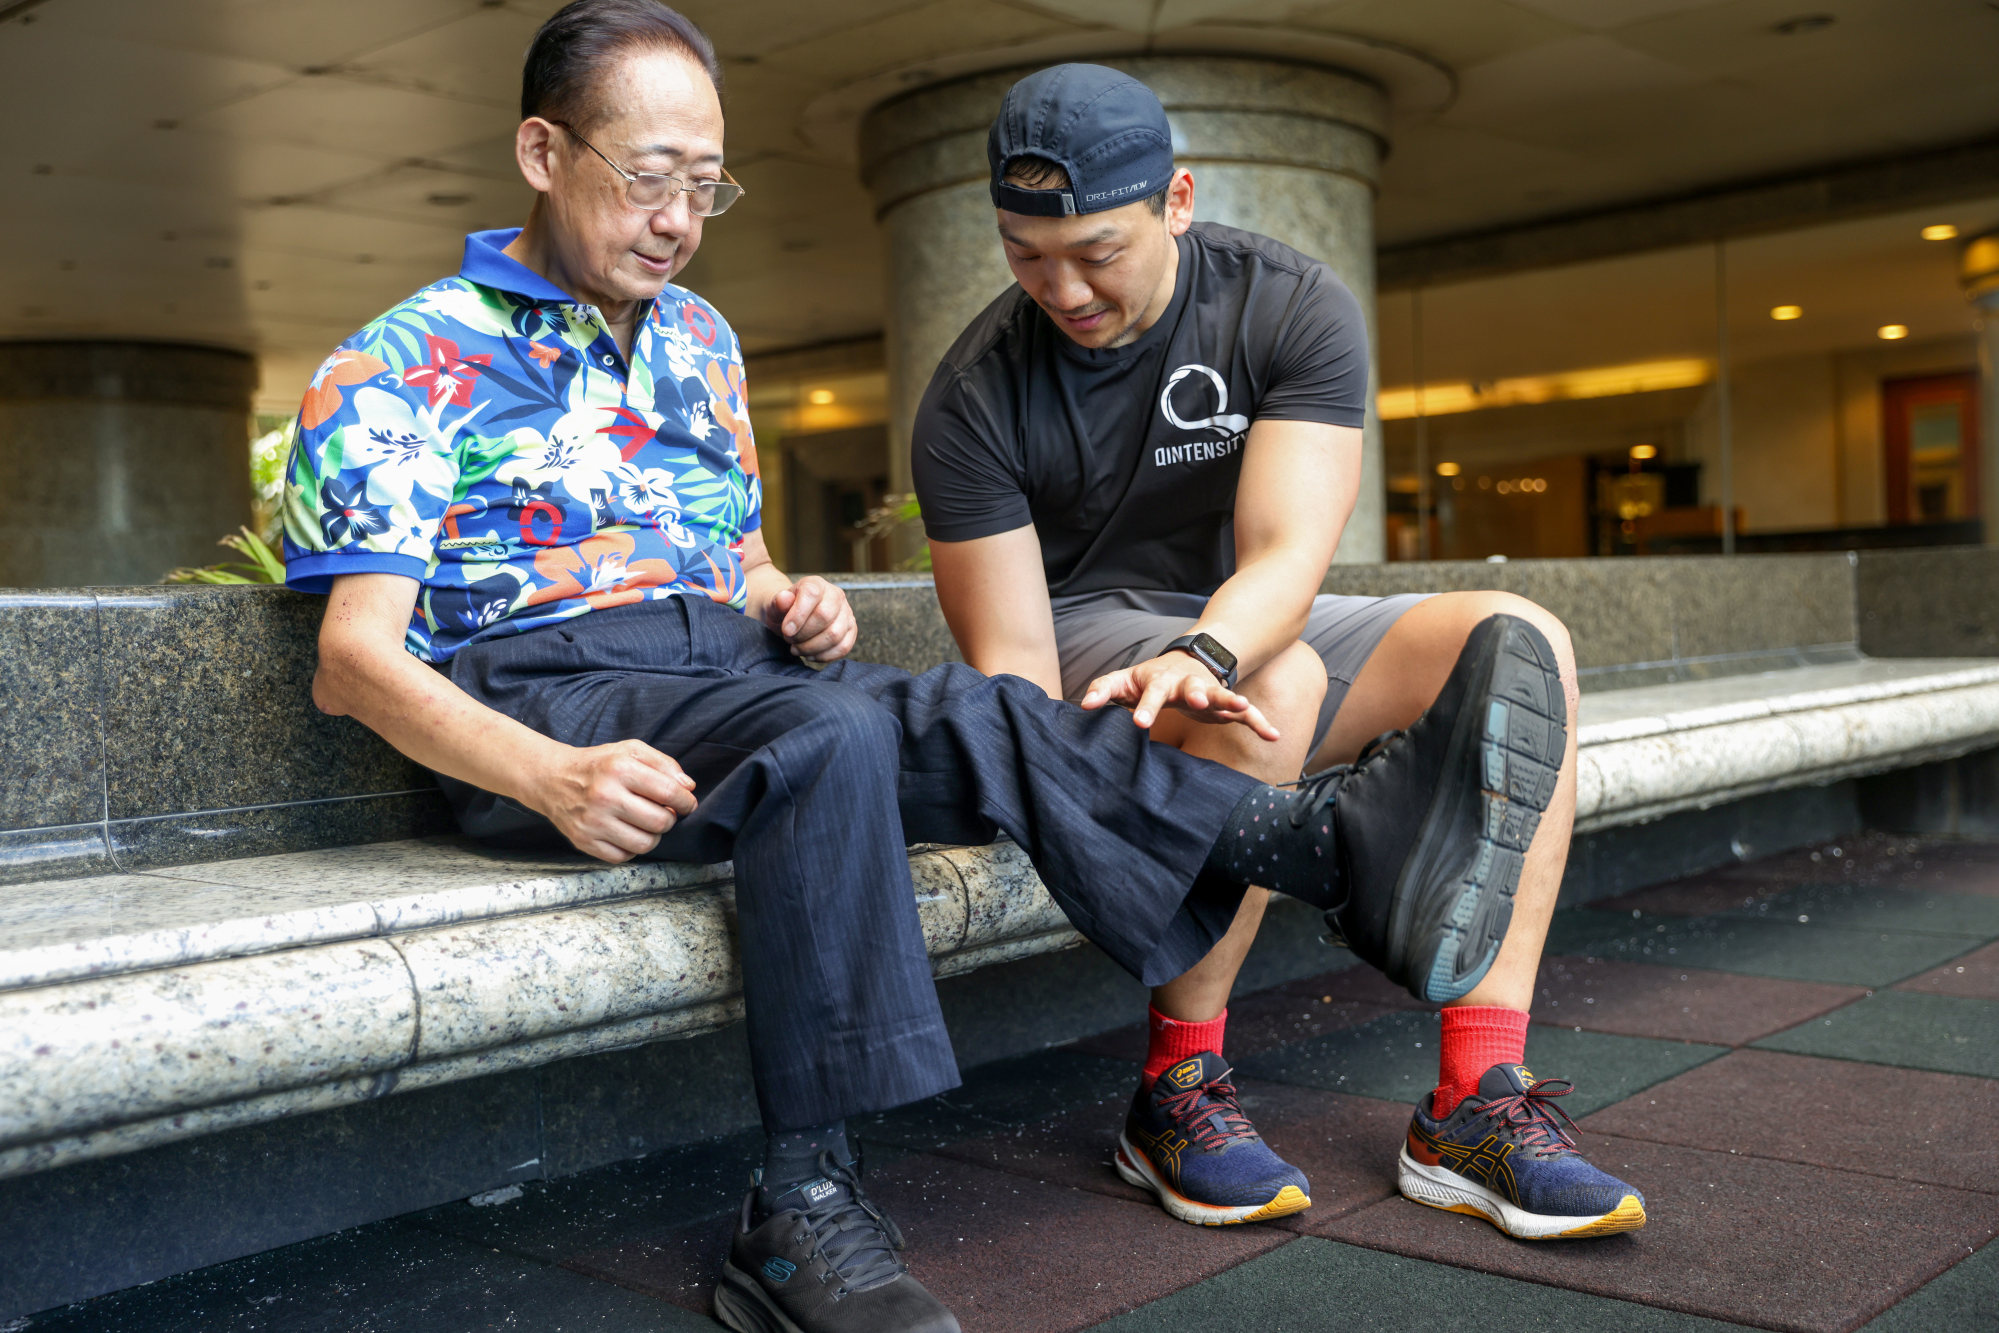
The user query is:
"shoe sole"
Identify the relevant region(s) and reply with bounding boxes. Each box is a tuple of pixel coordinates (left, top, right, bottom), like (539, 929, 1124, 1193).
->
(1397, 1148, 1645, 1240)
(714, 1262, 806, 1333)
(1390, 615, 1565, 1003)
(1115, 1133, 1312, 1226)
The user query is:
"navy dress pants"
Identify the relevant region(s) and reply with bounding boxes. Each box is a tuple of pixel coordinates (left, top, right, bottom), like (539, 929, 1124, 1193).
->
(437, 595, 1258, 1131)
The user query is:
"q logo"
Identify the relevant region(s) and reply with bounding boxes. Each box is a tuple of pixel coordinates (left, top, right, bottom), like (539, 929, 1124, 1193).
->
(1159, 364, 1250, 436)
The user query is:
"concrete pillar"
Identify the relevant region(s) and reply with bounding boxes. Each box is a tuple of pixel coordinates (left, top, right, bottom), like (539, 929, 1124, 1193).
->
(1964, 231, 1999, 545)
(0, 342, 256, 586)
(860, 57, 1389, 563)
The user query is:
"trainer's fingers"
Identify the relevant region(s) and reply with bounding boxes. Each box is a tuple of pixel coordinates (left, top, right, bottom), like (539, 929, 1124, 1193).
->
(1132, 674, 1175, 728)
(1081, 668, 1135, 709)
(1237, 700, 1281, 741)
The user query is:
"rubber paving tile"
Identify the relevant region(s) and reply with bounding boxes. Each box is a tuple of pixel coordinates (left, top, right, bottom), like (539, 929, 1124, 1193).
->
(405, 1126, 770, 1260)
(1856, 1237, 1999, 1331)
(1090, 1235, 1742, 1333)
(1068, 990, 1407, 1065)
(1541, 909, 1976, 987)
(561, 1151, 1290, 1333)
(1320, 1134, 1999, 1333)
(1593, 836, 1999, 917)
(1895, 939, 1999, 999)
(1580, 1049, 1999, 1194)
(1718, 882, 1999, 940)
(852, 1048, 1146, 1151)
(20, 1219, 707, 1333)
(1753, 990, 1999, 1079)
(1235, 1009, 1724, 1116)
(926, 1077, 1410, 1225)
(1533, 955, 1865, 1046)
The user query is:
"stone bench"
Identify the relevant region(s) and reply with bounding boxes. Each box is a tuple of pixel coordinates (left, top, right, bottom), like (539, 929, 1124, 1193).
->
(4, 547, 1998, 1318)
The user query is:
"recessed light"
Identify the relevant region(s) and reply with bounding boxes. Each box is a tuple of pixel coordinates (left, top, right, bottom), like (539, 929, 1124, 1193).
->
(1877, 324, 1909, 341)
(1435, 461, 1461, 477)
(1770, 304, 1803, 321)
(807, 388, 835, 405)
(1630, 444, 1659, 460)
(1922, 224, 1958, 241)
(1773, 13, 1835, 35)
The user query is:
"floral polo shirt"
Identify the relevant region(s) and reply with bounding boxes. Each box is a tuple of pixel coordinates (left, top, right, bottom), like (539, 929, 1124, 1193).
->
(282, 228, 761, 663)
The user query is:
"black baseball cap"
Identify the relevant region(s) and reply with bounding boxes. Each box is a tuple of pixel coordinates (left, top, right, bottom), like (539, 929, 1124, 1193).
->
(987, 64, 1173, 218)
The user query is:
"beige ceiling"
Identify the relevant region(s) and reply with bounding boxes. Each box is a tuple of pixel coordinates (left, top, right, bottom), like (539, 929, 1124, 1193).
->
(3, 0, 1996, 413)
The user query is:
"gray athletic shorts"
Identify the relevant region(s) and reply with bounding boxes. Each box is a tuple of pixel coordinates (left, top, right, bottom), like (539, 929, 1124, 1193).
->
(1048, 587, 1435, 758)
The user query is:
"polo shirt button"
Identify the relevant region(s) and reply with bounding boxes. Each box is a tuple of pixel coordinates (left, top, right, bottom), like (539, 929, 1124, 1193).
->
(600, 355, 614, 366)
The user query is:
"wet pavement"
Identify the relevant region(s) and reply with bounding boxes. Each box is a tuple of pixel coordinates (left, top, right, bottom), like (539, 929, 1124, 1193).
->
(18, 834, 1999, 1333)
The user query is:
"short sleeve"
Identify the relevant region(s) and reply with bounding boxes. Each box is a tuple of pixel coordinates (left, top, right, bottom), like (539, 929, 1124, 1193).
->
(1254, 269, 1369, 429)
(910, 367, 1033, 543)
(281, 345, 463, 594)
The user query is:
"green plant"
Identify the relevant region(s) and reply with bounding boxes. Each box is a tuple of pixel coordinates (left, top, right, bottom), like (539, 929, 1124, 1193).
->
(855, 492, 932, 572)
(163, 527, 286, 585)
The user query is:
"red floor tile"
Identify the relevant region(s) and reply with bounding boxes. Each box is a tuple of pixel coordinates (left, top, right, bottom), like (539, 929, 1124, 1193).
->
(1581, 1048, 1999, 1194)
(927, 1077, 1408, 1227)
(1895, 940, 1999, 1000)
(1533, 955, 1865, 1046)
(1321, 1133, 1999, 1333)
(562, 1153, 1288, 1332)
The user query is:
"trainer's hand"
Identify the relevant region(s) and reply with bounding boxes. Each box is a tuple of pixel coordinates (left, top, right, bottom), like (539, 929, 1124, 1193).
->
(530, 739, 699, 863)
(764, 576, 858, 664)
(1080, 652, 1280, 741)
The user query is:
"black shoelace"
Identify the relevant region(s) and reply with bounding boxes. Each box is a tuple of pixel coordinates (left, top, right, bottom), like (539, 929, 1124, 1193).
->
(789, 1150, 906, 1297)
(1281, 729, 1407, 829)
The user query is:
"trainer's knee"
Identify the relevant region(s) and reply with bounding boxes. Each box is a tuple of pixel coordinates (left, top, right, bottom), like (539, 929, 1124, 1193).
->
(1449, 591, 1577, 719)
(1240, 638, 1330, 730)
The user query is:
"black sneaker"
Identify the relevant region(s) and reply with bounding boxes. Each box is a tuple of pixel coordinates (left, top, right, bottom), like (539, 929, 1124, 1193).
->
(713, 1151, 960, 1333)
(1277, 614, 1565, 1002)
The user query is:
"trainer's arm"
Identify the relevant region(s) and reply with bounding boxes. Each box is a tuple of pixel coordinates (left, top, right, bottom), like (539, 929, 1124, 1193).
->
(927, 524, 1064, 697)
(1191, 418, 1357, 675)
(312, 572, 697, 863)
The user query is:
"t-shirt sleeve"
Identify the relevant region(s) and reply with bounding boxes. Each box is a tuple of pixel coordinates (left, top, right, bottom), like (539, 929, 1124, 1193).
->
(1254, 268, 1369, 429)
(910, 367, 1033, 543)
(281, 343, 462, 594)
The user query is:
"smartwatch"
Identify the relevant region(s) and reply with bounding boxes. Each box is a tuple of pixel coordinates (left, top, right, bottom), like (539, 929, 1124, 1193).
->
(1163, 632, 1239, 689)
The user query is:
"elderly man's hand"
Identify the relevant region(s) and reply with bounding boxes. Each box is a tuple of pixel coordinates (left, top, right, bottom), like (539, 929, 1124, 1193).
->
(532, 739, 699, 863)
(764, 575, 858, 663)
(1080, 652, 1281, 740)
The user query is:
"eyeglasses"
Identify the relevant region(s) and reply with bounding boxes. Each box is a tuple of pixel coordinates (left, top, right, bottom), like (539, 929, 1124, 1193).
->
(552, 121, 745, 217)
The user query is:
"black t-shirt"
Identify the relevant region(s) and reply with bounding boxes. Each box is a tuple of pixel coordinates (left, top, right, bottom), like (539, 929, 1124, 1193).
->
(911, 220, 1368, 598)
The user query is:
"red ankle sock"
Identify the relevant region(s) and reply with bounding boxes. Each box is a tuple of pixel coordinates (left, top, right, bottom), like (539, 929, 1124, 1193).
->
(1433, 1006, 1530, 1116)
(1142, 1005, 1227, 1087)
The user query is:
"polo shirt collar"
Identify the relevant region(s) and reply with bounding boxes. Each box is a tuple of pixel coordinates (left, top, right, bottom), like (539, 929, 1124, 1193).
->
(458, 228, 577, 305)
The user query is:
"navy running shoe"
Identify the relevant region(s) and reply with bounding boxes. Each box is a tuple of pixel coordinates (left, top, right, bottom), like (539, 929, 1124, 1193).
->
(1115, 1052, 1311, 1226)
(1398, 1062, 1646, 1240)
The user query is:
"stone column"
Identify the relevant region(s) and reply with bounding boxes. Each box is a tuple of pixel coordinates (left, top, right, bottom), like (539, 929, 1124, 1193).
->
(1964, 231, 1999, 544)
(860, 57, 1389, 563)
(0, 342, 256, 587)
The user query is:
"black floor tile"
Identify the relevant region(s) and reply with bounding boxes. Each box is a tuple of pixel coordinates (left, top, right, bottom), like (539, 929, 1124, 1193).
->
(1544, 909, 1977, 987)
(853, 1048, 1143, 1151)
(1718, 882, 1999, 940)
(1858, 1237, 1999, 1330)
(1753, 991, 1999, 1079)
(1234, 1009, 1723, 1116)
(20, 1219, 707, 1332)
(1088, 1236, 1740, 1332)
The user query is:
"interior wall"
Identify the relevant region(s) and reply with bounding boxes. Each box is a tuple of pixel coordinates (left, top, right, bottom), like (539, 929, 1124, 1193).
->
(1833, 333, 1979, 527)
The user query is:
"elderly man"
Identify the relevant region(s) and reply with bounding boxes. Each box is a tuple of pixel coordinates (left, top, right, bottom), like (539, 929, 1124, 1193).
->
(916, 64, 1645, 1241)
(283, 5, 1563, 1329)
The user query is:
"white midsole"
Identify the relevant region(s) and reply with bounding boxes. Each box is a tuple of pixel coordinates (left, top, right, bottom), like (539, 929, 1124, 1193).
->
(1397, 1147, 1624, 1239)
(1115, 1133, 1296, 1225)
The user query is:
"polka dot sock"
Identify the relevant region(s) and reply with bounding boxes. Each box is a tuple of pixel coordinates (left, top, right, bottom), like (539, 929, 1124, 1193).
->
(1204, 784, 1339, 910)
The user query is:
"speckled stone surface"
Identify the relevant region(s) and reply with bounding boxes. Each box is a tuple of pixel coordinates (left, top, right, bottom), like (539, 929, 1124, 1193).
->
(0, 823, 116, 886)
(0, 594, 102, 833)
(838, 577, 964, 675)
(93, 585, 428, 820)
(1858, 547, 1999, 658)
(105, 790, 454, 875)
(943, 840, 1070, 949)
(0, 940, 414, 1147)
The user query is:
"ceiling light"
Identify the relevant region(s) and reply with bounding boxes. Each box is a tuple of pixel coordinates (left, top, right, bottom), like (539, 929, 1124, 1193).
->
(1772, 13, 1835, 35)
(807, 388, 835, 405)
(1630, 444, 1659, 460)
(1770, 305, 1803, 321)
(1877, 324, 1909, 341)
(1435, 461, 1460, 477)
(1922, 224, 1959, 241)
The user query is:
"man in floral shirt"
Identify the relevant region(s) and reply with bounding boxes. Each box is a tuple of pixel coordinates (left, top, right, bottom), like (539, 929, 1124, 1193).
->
(282, 5, 1555, 1331)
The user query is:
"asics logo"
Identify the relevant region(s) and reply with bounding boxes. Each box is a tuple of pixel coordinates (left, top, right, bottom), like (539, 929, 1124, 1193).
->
(1166, 1061, 1205, 1089)
(762, 1257, 796, 1283)
(1159, 364, 1250, 437)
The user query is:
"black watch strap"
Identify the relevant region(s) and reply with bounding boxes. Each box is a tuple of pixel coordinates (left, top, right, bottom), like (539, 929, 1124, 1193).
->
(1163, 632, 1239, 689)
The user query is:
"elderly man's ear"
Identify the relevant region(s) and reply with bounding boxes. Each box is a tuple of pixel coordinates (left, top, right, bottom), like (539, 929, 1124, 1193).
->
(516, 118, 561, 193)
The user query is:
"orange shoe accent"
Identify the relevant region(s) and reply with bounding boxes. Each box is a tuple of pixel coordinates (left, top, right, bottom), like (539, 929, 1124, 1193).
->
(1554, 1195, 1647, 1238)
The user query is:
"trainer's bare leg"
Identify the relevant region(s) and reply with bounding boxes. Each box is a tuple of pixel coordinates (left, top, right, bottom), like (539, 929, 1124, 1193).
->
(1145, 638, 1328, 1021)
(1308, 592, 1579, 1012)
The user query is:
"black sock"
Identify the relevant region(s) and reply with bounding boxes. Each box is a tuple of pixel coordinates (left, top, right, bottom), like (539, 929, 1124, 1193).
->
(1204, 784, 1339, 910)
(757, 1120, 850, 1214)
